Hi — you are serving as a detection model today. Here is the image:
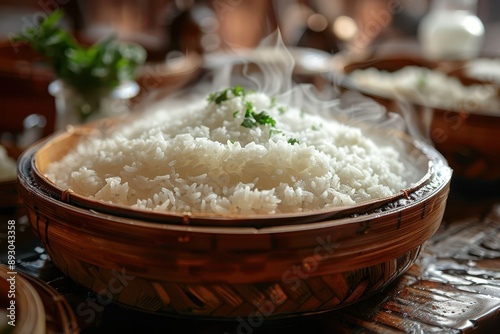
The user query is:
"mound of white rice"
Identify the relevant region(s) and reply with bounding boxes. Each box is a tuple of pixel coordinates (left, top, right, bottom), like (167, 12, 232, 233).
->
(350, 66, 500, 114)
(46, 88, 408, 215)
(0, 145, 17, 182)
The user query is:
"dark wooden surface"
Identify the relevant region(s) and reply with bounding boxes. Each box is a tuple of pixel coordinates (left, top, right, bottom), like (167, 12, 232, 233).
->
(1, 184, 499, 334)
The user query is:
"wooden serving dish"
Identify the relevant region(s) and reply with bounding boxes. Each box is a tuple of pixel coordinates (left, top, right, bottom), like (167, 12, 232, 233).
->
(339, 55, 500, 190)
(17, 127, 452, 318)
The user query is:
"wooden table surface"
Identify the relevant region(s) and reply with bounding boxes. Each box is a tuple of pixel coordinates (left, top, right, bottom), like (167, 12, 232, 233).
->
(1, 184, 499, 334)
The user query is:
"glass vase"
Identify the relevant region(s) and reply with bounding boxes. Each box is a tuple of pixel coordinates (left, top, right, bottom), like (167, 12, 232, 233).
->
(48, 80, 140, 131)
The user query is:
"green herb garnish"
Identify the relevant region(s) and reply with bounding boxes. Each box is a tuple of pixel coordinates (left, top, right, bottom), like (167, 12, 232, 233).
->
(241, 118, 257, 128)
(241, 101, 256, 128)
(240, 100, 276, 129)
(253, 111, 276, 127)
(12, 10, 146, 121)
(208, 85, 246, 104)
(209, 86, 298, 146)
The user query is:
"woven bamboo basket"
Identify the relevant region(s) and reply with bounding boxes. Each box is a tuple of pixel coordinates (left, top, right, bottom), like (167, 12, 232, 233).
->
(340, 56, 500, 189)
(17, 121, 452, 319)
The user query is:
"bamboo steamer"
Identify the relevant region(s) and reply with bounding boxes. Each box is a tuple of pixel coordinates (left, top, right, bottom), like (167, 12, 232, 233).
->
(340, 55, 500, 189)
(17, 121, 452, 318)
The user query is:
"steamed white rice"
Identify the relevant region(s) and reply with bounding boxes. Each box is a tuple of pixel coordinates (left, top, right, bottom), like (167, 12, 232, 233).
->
(46, 88, 408, 215)
(0, 145, 16, 182)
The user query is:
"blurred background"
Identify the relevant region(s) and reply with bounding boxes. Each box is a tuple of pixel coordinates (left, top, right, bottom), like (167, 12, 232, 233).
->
(2, 0, 500, 58)
(0, 0, 499, 145)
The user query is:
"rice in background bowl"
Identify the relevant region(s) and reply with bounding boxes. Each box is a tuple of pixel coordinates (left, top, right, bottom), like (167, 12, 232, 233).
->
(348, 66, 500, 116)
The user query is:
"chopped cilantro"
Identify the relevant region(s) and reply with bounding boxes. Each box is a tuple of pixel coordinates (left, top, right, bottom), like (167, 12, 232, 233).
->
(233, 85, 245, 97)
(288, 138, 299, 145)
(241, 101, 276, 129)
(208, 86, 280, 134)
(215, 90, 229, 104)
(241, 118, 257, 128)
(208, 85, 247, 104)
(241, 101, 256, 128)
(245, 101, 253, 113)
(253, 111, 276, 127)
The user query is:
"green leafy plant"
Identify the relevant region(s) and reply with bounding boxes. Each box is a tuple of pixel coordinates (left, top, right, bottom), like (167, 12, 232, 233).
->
(12, 10, 146, 120)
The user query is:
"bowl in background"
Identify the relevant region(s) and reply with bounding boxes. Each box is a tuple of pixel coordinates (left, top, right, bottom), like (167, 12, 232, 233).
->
(338, 55, 500, 191)
(134, 52, 203, 105)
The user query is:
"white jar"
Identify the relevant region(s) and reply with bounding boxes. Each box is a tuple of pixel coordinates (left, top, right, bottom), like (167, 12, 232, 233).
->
(418, 0, 484, 60)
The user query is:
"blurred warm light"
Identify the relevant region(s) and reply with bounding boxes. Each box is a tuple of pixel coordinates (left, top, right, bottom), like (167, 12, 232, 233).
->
(307, 13, 328, 32)
(332, 15, 358, 41)
(279, 3, 314, 44)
